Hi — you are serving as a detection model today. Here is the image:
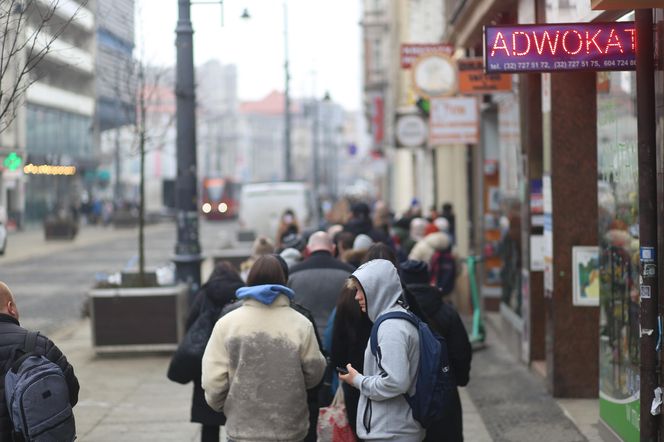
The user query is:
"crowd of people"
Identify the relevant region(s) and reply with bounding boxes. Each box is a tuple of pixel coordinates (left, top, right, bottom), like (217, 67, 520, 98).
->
(0, 198, 471, 441)
(170, 199, 472, 442)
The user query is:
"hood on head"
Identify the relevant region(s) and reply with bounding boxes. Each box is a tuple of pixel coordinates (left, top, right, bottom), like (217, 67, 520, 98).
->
(352, 259, 402, 322)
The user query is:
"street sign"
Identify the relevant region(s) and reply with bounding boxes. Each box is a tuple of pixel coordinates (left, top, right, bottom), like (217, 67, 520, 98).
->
(429, 96, 479, 145)
(412, 53, 458, 98)
(401, 43, 454, 69)
(458, 58, 512, 94)
(484, 22, 636, 73)
(395, 114, 428, 147)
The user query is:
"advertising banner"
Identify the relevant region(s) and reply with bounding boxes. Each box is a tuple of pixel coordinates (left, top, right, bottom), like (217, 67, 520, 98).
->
(401, 43, 454, 69)
(484, 22, 636, 73)
(458, 58, 512, 94)
(429, 97, 479, 145)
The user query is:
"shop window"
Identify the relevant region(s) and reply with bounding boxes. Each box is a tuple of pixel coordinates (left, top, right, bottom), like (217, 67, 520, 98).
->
(597, 67, 639, 440)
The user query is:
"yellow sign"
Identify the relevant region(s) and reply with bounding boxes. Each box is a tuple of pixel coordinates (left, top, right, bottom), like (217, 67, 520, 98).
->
(23, 164, 77, 176)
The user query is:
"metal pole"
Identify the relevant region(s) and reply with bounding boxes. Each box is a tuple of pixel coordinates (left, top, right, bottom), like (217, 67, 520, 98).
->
(174, 0, 202, 298)
(283, 0, 292, 181)
(636, 9, 658, 441)
(313, 100, 320, 195)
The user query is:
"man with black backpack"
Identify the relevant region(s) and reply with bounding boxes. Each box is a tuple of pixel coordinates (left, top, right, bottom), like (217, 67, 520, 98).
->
(0, 281, 80, 441)
(339, 259, 425, 441)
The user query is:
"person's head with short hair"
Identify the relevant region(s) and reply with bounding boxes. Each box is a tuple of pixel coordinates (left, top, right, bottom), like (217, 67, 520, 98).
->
(246, 255, 287, 287)
(335, 231, 355, 255)
(0, 282, 19, 320)
(363, 243, 398, 266)
(306, 231, 335, 255)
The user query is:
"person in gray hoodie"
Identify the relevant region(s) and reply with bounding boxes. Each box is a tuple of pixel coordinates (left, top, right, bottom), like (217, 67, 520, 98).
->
(339, 259, 424, 441)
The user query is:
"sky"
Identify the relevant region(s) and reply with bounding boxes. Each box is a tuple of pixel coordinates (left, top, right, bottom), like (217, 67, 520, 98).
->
(137, 0, 363, 111)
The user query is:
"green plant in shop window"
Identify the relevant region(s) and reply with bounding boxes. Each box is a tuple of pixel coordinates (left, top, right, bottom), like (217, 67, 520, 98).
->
(3, 152, 21, 171)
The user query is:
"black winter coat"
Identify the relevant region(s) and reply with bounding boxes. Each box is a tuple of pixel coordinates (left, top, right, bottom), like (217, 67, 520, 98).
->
(185, 270, 244, 426)
(406, 284, 472, 442)
(330, 306, 372, 435)
(0, 314, 79, 439)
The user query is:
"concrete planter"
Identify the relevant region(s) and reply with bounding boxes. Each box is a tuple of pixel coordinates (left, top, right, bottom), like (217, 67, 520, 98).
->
(88, 284, 188, 354)
(44, 219, 78, 240)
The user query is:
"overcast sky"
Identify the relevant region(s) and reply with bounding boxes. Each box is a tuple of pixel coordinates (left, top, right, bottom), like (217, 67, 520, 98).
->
(137, 0, 363, 111)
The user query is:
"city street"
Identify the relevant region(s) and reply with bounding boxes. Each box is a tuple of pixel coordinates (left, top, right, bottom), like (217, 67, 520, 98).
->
(0, 220, 601, 441)
(0, 219, 237, 334)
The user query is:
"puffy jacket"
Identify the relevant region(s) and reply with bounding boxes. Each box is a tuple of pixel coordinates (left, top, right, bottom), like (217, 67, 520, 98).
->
(202, 286, 326, 441)
(0, 314, 79, 439)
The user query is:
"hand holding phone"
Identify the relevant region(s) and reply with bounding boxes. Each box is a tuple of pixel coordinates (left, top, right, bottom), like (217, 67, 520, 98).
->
(336, 366, 349, 375)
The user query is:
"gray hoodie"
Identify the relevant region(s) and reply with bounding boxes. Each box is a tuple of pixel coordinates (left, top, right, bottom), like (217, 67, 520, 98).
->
(351, 259, 424, 441)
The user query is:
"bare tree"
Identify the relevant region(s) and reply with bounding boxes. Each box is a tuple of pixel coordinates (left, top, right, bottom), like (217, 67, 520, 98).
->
(0, 0, 88, 133)
(117, 58, 174, 286)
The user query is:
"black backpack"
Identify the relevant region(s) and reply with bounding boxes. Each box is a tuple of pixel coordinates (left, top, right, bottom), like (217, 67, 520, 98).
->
(5, 332, 76, 441)
(370, 311, 456, 428)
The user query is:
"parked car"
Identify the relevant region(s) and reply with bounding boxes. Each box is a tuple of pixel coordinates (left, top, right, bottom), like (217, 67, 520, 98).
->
(0, 221, 7, 255)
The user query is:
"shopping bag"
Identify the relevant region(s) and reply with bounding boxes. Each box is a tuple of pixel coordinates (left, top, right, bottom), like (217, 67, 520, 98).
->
(317, 386, 357, 442)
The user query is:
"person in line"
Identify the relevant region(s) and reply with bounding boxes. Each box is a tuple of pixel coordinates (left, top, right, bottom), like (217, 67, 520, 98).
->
(0, 282, 80, 439)
(276, 208, 300, 248)
(171, 262, 245, 442)
(441, 202, 457, 245)
(240, 236, 275, 281)
(288, 231, 354, 336)
(202, 255, 326, 442)
(339, 259, 424, 441)
(399, 260, 472, 442)
(330, 279, 372, 437)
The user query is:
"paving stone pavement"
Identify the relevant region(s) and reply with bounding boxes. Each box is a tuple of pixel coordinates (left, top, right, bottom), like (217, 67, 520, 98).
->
(465, 325, 588, 442)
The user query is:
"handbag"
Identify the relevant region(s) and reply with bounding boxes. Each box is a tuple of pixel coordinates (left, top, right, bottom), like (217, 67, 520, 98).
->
(317, 386, 357, 442)
(167, 293, 217, 384)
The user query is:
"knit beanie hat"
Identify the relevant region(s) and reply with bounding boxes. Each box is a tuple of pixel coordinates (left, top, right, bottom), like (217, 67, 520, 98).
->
(399, 259, 430, 286)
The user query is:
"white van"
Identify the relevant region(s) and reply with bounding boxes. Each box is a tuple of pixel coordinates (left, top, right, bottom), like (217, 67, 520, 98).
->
(238, 182, 317, 242)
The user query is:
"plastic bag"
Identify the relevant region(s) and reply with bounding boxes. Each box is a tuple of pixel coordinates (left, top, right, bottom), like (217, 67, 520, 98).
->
(317, 386, 357, 442)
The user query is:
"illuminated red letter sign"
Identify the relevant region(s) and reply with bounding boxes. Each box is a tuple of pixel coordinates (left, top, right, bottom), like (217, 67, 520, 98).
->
(484, 22, 636, 73)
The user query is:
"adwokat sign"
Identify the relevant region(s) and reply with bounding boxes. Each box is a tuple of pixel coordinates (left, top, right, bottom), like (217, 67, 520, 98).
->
(484, 22, 636, 73)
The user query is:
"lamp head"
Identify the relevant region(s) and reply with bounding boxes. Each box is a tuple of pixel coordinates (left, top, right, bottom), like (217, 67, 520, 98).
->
(241, 8, 251, 19)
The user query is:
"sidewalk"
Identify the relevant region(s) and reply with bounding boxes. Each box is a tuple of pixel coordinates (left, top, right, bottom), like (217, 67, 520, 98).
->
(51, 319, 205, 441)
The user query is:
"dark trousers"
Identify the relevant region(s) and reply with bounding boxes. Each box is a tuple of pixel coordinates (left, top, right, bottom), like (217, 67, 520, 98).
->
(201, 424, 220, 442)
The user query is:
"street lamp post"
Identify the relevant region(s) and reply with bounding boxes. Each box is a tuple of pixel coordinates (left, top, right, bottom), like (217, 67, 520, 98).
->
(283, 1, 292, 181)
(173, 0, 202, 297)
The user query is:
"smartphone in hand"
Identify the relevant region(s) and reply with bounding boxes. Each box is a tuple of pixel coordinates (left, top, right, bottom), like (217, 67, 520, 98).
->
(336, 366, 349, 375)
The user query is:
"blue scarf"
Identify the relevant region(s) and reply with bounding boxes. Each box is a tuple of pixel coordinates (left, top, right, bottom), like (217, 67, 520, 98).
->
(236, 284, 295, 305)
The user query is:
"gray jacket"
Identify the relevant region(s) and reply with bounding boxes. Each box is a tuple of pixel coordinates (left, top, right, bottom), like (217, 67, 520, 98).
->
(351, 259, 424, 441)
(288, 251, 354, 336)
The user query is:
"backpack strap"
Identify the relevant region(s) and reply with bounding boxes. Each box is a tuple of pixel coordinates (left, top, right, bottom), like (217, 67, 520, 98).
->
(369, 311, 418, 356)
(11, 332, 40, 373)
(24, 331, 38, 353)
